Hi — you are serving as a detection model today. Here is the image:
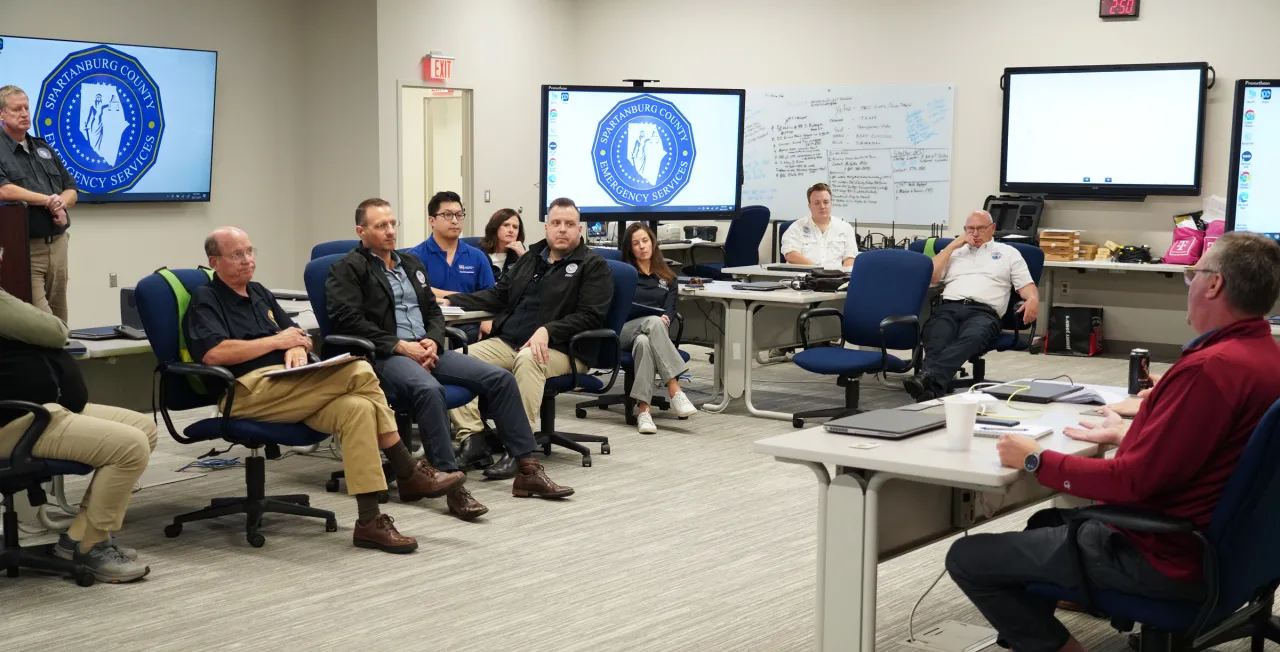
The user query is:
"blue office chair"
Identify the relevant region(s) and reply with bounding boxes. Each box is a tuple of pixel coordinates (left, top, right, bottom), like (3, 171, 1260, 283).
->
(686, 205, 771, 279)
(536, 259, 637, 467)
(574, 313, 690, 427)
(310, 240, 360, 260)
(776, 219, 797, 262)
(790, 249, 933, 428)
(460, 236, 483, 249)
(907, 238, 1045, 385)
(1026, 397, 1280, 652)
(592, 246, 623, 261)
(0, 401, 95, 586)
(134, 269, 337, 547)
(302, 254, 477, 487)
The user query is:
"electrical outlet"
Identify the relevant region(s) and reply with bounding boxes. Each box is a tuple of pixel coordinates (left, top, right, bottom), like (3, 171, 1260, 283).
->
(484, 190, 491, 203)
(1060, 281, 1069, 296)
(109, 273, 118, 288)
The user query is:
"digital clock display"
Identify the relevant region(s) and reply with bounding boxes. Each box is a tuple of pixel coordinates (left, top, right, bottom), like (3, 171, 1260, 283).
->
(1100, 0, 1140, 18)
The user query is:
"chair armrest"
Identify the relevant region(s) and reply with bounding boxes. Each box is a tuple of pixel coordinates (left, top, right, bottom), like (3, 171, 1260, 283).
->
(798, 307, 842, 349)
(673, 312, 685, 346)
(686, 243, 724, 273)
(0, 400, 52, 473)
(159, 363, 236, 444)
(445, 327, 469, 354)
(166, 362, 236, 385)
(879, 314, 922, 374)
(1063, 505, 1196, 534)
(324, 334, 376, 358)
(568, 328, 622, 394)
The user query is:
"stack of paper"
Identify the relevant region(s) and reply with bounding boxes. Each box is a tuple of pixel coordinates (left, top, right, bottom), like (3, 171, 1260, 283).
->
(440, 306, 465, 315)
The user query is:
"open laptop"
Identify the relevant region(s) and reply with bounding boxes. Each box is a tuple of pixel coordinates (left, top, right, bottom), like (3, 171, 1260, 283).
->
(823, 409, 946, 439)
(983, 380, 1082, 404)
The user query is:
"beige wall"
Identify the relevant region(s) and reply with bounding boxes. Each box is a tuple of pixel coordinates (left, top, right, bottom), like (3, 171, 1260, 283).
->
(376, 0, 577, 239)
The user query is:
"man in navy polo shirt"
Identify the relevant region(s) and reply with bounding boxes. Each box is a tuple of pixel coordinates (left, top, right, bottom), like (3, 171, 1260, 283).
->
(405, 191, 495, 342)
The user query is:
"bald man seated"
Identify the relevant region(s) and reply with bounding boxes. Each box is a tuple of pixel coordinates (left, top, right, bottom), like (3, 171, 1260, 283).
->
(904, 210, 1040, 401)
(183, 227, 465, 554)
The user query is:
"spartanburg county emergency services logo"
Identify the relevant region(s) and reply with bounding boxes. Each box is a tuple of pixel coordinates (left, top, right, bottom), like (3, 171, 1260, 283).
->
(592, 94, 695, 207)
(34, 45, 164, 193)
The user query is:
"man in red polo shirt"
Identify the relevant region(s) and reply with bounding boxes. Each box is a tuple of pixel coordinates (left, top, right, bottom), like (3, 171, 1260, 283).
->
(946, 232, 1280, 652)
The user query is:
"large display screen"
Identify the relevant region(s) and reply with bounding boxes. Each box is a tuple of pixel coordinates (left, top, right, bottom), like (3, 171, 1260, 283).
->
(1001, 62, 1208, 198)
(0, 35, 217, 203)
(1227, 80, 1280, 241)
(540, 85, 744, 220)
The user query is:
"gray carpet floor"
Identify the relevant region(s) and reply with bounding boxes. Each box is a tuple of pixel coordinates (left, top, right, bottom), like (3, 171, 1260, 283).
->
(4, 350, 1268, 652)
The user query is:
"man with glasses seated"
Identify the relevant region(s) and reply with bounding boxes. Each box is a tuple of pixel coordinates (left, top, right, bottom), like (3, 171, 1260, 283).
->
(903, 209, 1039, 402)
(404, 191, 495, 343)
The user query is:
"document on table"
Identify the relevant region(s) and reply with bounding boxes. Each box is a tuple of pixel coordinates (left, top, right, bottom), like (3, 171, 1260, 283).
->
(440, 306, 465, 315)
(263, 353, 359, 377)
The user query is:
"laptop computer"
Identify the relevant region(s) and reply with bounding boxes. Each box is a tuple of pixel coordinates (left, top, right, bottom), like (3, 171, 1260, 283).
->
(69, 326, 122, 341)
(731, 281, 787, 291)
(765, 263, 822, 272)
(983, 380, 1082, 404)
(823, 409, 946, 439)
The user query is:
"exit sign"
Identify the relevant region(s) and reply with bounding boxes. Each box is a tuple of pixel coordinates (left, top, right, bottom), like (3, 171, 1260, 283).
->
(422, 54, 454, 82)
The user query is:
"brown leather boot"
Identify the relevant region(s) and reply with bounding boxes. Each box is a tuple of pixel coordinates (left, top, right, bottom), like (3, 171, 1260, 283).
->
(446, 486, 489, 521)
(398, 460, 466, 501)
(352, 514, 418, 553)
(512, 458, 575, 499)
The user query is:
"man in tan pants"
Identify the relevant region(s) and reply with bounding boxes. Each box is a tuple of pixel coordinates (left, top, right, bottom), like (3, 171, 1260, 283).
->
(443, 197, 614, 478)
(0, 247, 154, 583)
(184, 227, 465, 554)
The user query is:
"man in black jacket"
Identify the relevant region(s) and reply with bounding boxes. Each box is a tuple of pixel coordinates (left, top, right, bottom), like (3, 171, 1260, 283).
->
(326, 199, 573, 509)
(443, 197, 613, 472)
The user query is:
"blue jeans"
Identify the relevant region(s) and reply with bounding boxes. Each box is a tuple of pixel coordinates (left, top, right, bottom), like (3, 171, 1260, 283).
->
(374, 349, 537, 471)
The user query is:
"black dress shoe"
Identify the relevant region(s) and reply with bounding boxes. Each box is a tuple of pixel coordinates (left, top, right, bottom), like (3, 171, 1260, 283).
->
(903, 375, 928, 400)
(482, 453, 518, 480)
(456, 434, 494, 470)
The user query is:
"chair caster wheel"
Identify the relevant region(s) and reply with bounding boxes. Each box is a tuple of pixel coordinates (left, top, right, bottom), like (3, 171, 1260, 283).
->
(377, 491, 389, 504)
(792, 418, 804, 429)
(75, 571, 95, 587)
(325, 518, 338, 532)
(575, 408, 587, 419)
(164, 524, 182, 538)
(601, 443, 611, 455)
(325, 479, 339, 493)
(247, 533, 266, 548)
(597, 405, 608, 411)
(582, 456, 592, 468)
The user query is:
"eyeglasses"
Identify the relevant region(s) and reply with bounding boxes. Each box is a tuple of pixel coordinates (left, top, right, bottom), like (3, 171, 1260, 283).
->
(1184, 267, 1218, 286)
(963, 225, 993, 234)
(433, 211, 466, 222)
(219, 247, 256, 263)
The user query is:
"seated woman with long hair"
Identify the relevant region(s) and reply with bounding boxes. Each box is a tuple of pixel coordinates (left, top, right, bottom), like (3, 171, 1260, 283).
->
(478, 208, 526, 281)
(619, 223, 698, 434)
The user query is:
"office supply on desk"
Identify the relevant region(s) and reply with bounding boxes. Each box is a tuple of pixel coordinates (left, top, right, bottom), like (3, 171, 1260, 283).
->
(983, 380, 1082, 404)
(271, 289, 309, 301)
(261, 353, 357, 377)
(822, 409, 946, 439)
(114, 325, 147, 340)
(440, 305, 465, 315)
(731, 281, 786, 291)
(766, 263, 822, 272)
(976, 417, 1019, 427)
(62, 341, 88, 355)
(973, 424, 1054, 439)
(943, 393, 983, 450)
(742, 84, 954, 225)
(68, 326, 122, 341)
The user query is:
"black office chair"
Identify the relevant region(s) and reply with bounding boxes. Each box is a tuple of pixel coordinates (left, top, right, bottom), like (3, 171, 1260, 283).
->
(0, 401, 97, 586)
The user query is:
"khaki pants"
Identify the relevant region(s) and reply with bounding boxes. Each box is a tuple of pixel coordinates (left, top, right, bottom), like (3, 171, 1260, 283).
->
(0, 403, 157, 549)
(224, 360, 396, 496)
(30, 233, 69, 324)
(451, 339, 583, 440)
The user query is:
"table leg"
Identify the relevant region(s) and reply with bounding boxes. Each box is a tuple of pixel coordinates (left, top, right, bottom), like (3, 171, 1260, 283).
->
(776, 458, 834, 651)
(1038, 267, 1054, 337)
(860, 473, 894, 652)
(825, 469, 870, 651)
(702, 299, 731, 412)
(723, 298, 749, 400)
(744, 302, 797, 420)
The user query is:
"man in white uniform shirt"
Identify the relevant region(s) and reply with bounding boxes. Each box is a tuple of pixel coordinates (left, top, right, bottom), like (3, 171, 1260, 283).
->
(904, 210, 1039, 401)
(781, 183, 859, 268)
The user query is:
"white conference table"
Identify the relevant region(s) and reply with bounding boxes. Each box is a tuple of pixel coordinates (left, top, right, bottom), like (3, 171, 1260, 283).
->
(721, 264, 853, 281)
(754, 384, 1123, 652)
(1038, 260, 1187, 334)
(679, 281, 845, 420)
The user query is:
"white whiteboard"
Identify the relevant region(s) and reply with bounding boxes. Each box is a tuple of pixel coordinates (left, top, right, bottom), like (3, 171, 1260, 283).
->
(741, 85, 955, 226)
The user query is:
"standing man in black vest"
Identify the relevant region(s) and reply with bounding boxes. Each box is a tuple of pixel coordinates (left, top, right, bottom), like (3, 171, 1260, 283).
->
(0, 85, 77, 323)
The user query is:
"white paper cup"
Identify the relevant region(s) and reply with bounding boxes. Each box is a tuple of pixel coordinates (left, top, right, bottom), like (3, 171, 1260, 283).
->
(942, 394, 982, 451)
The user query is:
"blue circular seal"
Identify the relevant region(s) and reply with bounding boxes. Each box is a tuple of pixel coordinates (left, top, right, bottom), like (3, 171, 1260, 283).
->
(592, 94, 695, 207)
(34, 45, 164, 194)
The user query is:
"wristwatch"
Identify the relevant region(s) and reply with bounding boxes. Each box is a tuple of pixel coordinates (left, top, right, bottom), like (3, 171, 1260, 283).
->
(1024, 451, 1042, 474)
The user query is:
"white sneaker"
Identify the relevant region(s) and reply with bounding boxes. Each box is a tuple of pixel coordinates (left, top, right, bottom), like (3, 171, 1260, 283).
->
(670, 391, 698, 418)
(636, 411, 658, 435)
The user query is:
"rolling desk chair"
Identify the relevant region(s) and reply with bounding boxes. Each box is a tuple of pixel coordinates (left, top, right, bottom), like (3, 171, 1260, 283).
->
(135, 269, 338, 548)
(310, 240, 360, 260)
(0, 401, 95, 586)
(685, 205, 770, 280)
(591, 246, 623, 261)
(775, 219, 797, 262)
(460, 236, 483, 249)
(790, 249, 932, 428)
(535, 259, 636, 467)
(1027, 397, 1280, 652)
(302, 254, 477, 491)
(907, 238, 1044, 386)
(574, 313, 690, 426)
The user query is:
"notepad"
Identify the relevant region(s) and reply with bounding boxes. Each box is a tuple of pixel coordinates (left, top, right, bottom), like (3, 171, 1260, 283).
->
(440, 306, 465, 315)
(972, 424, 1053, 439)
(262, 353, 358, 377)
